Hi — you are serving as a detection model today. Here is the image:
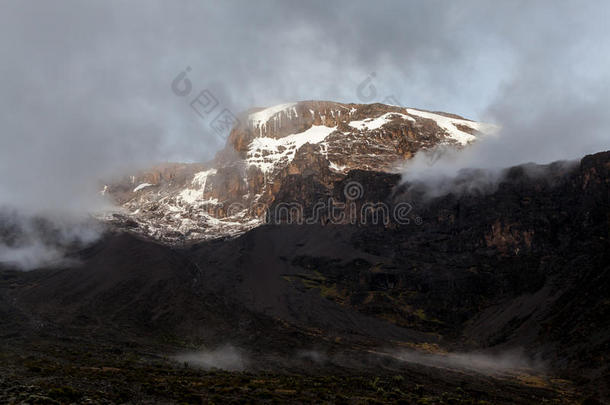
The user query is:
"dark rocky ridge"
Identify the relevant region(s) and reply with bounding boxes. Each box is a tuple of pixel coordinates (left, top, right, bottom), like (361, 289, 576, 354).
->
(1, 151, 608, 402)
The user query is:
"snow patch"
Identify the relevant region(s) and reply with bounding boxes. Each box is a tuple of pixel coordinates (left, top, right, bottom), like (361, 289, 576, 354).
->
(349, 112, 414, 131)
(176, 169, 219, 204)
(192, 169, 217, 188)
(406, 109, 486, 145)
(247, 125, 337, 173)
(329, 161, 348, 172)
(249, 103, 297, 135)
(133, 183, 153, 192)
(178, 189, 201, 204)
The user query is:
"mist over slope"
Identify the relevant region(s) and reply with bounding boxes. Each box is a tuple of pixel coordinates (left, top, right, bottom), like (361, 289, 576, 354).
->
(1, 150, 608, 402)
(2, 1, 609, 218)
(1, 2, 609, 402)
(1, 1, 609, 270)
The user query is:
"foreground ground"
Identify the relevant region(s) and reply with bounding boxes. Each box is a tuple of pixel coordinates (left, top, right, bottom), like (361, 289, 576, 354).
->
(0, 337, 587, 404)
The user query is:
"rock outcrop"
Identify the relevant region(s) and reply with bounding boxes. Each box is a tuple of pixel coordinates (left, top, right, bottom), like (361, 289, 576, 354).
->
(103, 101, 494, 242)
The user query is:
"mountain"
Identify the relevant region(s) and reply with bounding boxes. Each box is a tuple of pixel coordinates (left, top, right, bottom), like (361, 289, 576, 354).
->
(3, 153, 609, 401)
(1, 101, 608, 403)
(102, 101, 495, 243)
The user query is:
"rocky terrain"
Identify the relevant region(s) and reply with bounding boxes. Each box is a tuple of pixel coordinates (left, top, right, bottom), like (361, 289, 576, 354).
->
(102, 101, 495, 243)
(1, 146, 608, 402)
(0, 101, 607, 404)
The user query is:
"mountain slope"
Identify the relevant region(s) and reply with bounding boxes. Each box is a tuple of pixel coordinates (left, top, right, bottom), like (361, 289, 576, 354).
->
(103, 101, 494, 243)
(2, 97, 608, 401)
(3, 152, 608, 400)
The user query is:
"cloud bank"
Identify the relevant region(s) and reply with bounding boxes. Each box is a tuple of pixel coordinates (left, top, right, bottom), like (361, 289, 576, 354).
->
(1, 1, 609, 268)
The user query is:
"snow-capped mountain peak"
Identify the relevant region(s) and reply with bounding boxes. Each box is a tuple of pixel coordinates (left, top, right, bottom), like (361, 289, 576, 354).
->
(103, 101, 493, 242)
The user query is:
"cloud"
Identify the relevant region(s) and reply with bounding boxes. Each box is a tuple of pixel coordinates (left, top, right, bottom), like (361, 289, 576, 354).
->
(0, 1, 609, 268)
(0, 210, 103, 270)
(171, 345, 543, 376)
(399, 1, 610, 190)
(173, 345, 247, 371)
(388, 348, 545, 376)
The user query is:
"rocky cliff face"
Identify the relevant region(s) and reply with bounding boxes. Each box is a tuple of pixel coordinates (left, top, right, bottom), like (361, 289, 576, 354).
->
(103, 101, 494, 242)
(4, 151, 608, 400)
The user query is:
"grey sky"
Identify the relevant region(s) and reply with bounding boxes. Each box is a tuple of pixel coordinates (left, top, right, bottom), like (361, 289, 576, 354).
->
(0, 0, 609, 213)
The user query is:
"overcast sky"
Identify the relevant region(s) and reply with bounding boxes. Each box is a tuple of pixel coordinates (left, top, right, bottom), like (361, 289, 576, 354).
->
(1, 0, 609, 213)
